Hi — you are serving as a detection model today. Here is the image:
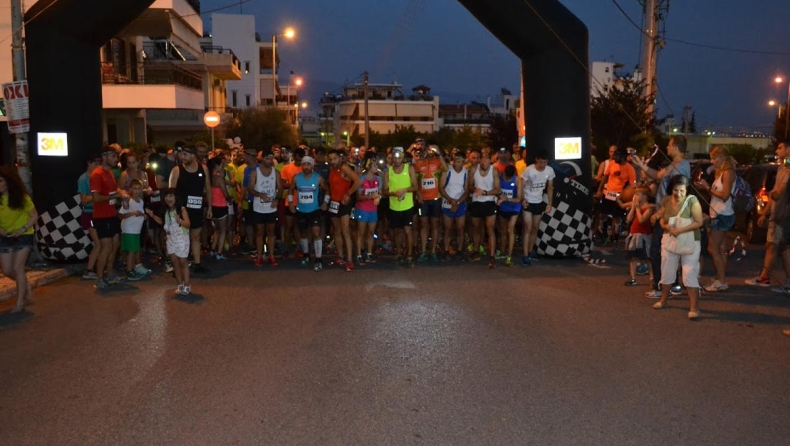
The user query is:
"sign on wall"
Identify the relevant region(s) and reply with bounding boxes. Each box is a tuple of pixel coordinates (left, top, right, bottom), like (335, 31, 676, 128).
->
(38, 132, 68, 157)
(2, 80, 30, 133)
(554, 137, 582, 160)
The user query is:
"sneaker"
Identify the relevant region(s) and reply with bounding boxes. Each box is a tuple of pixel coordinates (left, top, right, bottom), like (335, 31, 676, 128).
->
(670, 285, 683, 296)
(82, 270, 97, 280)
(313, 259, 323, 272)
(504, 256, 514, 267)
(366, 253, 376, 264)
(254, 256, 263, 267)
(301, 257, 311, 266)
(770, 285, 790, 294)
(356, 255, 366, 266)
(636, 263, 649, 276)
(495, 250, 506, 260)
(745, 276, 771, 287)
(248, 251, 258, 259)
(192, 264, 210, 274)
(703, 280, 729, 292)
(346, 262, 354, 272)
(94, 278, 109, 289)
(268, 256, 278, 267)
(215, 254, 227, 261)
(468, 253, 481, 262)
(333, 258, 347, 267)
(404, 256, 414, 267)
(644, 289, 662, 298)
(488, 259, 496, 269)
(447, 247, 457, 256)
(106, 275, 124, 285)
(164, 261, 174, 273)
(393, 254, 403, 264)
(417, 252, 429, 262)
(209, 251, 217, 259)
(521, 256, 531, 266)
(529, 251, 539, 261)
(126, 270, 143, 281)
(182, 285, 191, 295)
(176, 284, 185, 295)
(431, 253, 439, 263)
(134, 264, 151, 276)
(240, 245, 254, 255)
(625, 278, 638, 286)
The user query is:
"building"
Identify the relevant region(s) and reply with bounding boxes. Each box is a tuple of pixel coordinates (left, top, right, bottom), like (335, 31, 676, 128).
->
(99, 0, 241, 145)
(320, 82, 440, 142)
(590, 61, 624, 98)
(438, 103, 492, 133)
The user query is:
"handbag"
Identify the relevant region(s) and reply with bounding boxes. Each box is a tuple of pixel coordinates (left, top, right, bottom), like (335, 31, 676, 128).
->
(662, 197, 695, 255)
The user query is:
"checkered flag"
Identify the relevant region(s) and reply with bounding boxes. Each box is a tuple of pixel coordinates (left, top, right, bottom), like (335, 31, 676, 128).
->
(36, 194, 93, 261)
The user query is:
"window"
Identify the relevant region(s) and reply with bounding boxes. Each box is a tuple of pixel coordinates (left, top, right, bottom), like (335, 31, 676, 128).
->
(605, 66, 610, 73)
(245, 94, 251, 107)
(244, 61, 250, 74)
(232, 90, 237, 107)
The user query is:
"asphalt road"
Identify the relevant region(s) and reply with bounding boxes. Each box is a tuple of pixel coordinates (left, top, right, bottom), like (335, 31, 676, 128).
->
(1, 250, 789, 446)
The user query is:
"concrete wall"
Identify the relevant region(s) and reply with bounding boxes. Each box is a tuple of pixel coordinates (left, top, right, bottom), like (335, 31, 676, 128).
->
(210, 14, 259, 108)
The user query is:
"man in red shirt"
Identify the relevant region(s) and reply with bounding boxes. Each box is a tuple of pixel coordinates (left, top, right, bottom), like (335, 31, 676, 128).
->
(414, 143, 447, 262)
(90, 146, 129, 289)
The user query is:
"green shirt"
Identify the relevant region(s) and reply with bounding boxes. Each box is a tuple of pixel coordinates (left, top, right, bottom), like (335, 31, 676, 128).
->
(388, 165, 414, 211)
(0, 194, 34, 235)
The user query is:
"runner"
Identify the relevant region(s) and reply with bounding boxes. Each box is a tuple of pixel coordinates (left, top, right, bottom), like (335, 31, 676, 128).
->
(414, 144, 447, 263)
(169, 145, 212, 274)
(497, 164, 523, 267)
(280, 147, 305, 256)
(208, 156, 231, 261)
(236, 147, 258, 256)
(288, 156, 328, 272)
(467, 151, 500, 268)
(248, 149, 281, 267)
(325, 149, 361, 271)
(354, 154, 381, 265)
(382, 147, 418, 266)
(596, 148, 636, 243)
(90, 146, 129, 288)
(78, 153, 102, 280)
(438, 150, 469, 259)
(520, 149, 555, 266)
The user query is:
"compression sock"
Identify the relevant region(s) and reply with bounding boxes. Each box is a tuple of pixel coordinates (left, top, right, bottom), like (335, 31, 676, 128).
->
(300, 238, 309, 254)
(314, 239, 323, 258)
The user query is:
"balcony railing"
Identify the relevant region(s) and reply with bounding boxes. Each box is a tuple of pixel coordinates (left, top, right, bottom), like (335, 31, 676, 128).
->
(200, 45, 241, 71)
(101, 62, 203, 91)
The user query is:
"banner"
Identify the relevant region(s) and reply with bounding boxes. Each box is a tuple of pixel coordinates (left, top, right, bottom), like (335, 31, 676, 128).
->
(2, 80, 30, 134)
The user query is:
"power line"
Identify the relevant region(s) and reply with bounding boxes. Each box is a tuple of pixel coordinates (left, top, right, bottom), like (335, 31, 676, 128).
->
(0, 0, 64, 46)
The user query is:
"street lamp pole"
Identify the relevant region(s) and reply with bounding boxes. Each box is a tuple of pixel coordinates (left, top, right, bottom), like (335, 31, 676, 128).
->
(785, 81, 789, 139)
(271, 34, 277, 108)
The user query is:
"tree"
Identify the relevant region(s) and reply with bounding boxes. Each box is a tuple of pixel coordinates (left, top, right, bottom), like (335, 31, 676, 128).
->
(488, 113, 518, 150)
(187, 131, 229, 150)
(590, 78, 656, 161)
(225, 107, 297, 150)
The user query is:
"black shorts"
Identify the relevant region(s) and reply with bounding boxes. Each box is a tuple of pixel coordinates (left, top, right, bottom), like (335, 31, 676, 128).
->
(0, 234, 34, 253)
(212, 206, 229, 220)
(253, 211, 278, 226)
(389, 209, 414, 229)
(470, 201, 498, 218)
(599, 198, 624, 217)
(524, 202, 547, 216)
(186, 208, 204, 229)
(92, 217, 121, 239)
(328, 202, 353, 218)
(418, 199, 442, 218)
(499, 210, 520, 219)
(297, 211, 322, 231)
(242, 208, 255, 227)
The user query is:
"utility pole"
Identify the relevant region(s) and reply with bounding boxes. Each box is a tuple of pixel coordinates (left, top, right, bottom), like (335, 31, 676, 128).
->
(683, 105, 691, 138)
(639, 0, 669, 120)
(10, 0, 31, 193)
(363, 71, 370, 149)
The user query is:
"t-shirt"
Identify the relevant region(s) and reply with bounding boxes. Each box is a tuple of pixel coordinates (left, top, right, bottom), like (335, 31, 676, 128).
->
(281, 162, 302, 204)
(90, 166, 119, 219)
(770, 165, 790, 222)
(119, 197, 145, 235)
(0, 194, 35, 235)
(604, 162, 636, 194)
(78, 172, 93, 214)
(357, 175, 381, 213)
(656, 160, 691, 207)
(515, 159, 527, 177)
(521, 164, 556, 204)
(414, 157, 442, 200)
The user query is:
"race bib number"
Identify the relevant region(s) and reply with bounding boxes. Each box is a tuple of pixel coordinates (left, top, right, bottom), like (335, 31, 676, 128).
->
(442, 200, 453, 209)
(605, 190, 619, 201)
(187, 195, 203, 209)
(364, 188, 378, 196)
(108, 199, 117, 206)
(531, 182, 545, 192)
(150, 194, 161, 203)
(298, 192, 314, 204)
(421, 178, 436, 190)
(502, 189, 513, 199)
(329, 201, 340, 214)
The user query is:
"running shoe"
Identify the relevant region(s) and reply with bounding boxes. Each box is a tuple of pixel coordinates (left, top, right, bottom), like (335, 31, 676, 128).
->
(134, 264, 152, 276)
(164, 261, 174, 273)
(268, 256, 278, 267)
(468, 253, 482, 262)
(214, 254, 227, 261)
(447, 246, 457, 256)
(254, 256, 263, 267)
(356, 255, 366, 266)
(182, 285, 191, 295)
(126, 270, 143, 281)
(636, 263, 649, 275)
(346, 262, 354, 272)
(770, 284, 790, 294)
(488, 259, 496, 269)
(313, 259, 323, 272)
(504, 256, 514, 267)
(495, 250, 507, 260)
(94, 278, 109, 289)
(301, 257, 311, 266)
(365, 253, 376, 263)
(644, 289, 662, 299)
(393, 254, 403, 264)
(529, 251, 539, 261)
(209, 251, 217, 259)
(106, 275, 124, 285)
(521, 256, 531, 266)
(745, 276, 771, 287)
(431, 253, 439, 263)
(624, 278, 638, 287)
(82, 270, 97, 280)
(176, 284, 185, 295)
(417, 252, 429, 262)
(670, 285, 683, 296)
(404, 256, 414, 267)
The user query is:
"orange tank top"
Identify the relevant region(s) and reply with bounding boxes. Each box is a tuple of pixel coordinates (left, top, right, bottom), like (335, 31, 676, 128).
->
(329, 167, 352, 202)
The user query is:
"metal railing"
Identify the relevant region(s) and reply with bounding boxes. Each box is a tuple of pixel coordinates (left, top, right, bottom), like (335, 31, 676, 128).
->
(101, 62, 203, 91)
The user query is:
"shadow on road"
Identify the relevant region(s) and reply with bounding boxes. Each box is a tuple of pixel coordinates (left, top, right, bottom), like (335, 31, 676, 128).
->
(173, 293, 205, 305)
(0, 309, 33, 327)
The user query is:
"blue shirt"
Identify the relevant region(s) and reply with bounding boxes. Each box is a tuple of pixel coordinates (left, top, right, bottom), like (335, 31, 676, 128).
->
(294, 172, 320, 213)
(499, 174, 521, 214)
(78, 173, 93, 213)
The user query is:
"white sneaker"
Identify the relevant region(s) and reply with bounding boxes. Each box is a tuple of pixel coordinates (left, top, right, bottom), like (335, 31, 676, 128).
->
(704, 280, 729, 292)
(134, 264, 151, 276)
(770, 285, 790, 295)
(176, 284, 185, 295)
(644, 289, 662, 299)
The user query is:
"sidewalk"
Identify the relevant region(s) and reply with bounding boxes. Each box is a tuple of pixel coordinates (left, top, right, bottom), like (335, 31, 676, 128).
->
(0, 264, 80, 303)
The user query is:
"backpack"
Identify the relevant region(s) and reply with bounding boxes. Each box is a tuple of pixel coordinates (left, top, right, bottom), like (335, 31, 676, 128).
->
(731, 175, 755, 213)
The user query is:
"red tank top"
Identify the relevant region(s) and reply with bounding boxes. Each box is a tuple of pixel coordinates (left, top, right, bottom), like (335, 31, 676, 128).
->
(329, 167, 352, 201)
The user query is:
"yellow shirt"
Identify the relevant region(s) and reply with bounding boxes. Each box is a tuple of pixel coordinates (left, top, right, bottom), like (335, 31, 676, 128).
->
(234, 163, 249, 210)
(0, 194, 34, 235)
(515, 160, 527, 177)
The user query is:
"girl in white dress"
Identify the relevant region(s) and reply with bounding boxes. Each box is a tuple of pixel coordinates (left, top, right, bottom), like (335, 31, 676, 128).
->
(146, 188, 192, 295)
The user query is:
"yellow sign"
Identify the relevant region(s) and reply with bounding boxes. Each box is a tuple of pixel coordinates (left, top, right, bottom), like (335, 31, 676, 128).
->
(554, 137, 582, 160)
(37, 132, 68, 157)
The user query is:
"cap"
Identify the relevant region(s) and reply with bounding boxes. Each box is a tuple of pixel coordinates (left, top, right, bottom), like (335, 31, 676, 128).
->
(301, 156, 315, 166)
(243, 148, 257, 157)
(101, 146, 118, 155)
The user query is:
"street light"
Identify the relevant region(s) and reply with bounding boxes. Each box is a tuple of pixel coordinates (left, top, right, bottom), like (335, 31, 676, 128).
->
(272, 27, 296, 108)
(343, 130, 349, 146)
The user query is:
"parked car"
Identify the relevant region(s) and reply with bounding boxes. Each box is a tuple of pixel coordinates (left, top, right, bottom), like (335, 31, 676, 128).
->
(733, 164, 780, 243)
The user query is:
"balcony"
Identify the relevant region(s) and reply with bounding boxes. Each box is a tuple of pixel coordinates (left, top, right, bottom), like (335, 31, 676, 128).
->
(198, 46, 242, 80)
(102, 62, 204, 110)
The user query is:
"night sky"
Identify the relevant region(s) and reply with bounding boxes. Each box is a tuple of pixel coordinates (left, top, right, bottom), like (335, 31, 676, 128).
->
(200, 0, 789, 132)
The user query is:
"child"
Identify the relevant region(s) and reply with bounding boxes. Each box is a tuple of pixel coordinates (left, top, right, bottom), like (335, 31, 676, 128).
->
(146, 188, 192, 295)
(624, 187, 654, 286)
(118, 179, 149, 280)
(208, 156, 231, 261)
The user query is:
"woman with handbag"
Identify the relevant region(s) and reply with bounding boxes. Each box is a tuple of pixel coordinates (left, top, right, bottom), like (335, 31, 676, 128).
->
(653, 175, 705, 319)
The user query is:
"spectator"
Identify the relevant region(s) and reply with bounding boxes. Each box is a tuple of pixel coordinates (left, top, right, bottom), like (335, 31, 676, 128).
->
(78, 153, 102, 280)
(0, 167, 38, 313)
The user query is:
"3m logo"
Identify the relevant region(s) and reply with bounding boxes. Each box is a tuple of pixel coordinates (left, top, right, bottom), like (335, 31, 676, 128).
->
(554, 137, 582, 160)
(37, 132, 68, 157)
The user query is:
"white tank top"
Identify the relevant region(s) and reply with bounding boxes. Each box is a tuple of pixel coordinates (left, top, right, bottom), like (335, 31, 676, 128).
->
(443, 167, 467, 201)
(472, 166, 496, 202)
(252, 166, 278, 214)
(709, 172, 734, 217)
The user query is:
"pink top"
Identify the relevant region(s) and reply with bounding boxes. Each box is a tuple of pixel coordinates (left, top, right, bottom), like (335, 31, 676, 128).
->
(356, 175, 380, 212)
(211, 186, 227, 208)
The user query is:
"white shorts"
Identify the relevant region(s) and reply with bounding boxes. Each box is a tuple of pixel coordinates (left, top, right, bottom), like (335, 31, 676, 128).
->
(660, 241, 701, 288)
(767, 222, 783, 244)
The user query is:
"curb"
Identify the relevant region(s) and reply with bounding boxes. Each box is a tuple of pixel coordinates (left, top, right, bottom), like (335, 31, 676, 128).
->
(0, 268, 72, 303)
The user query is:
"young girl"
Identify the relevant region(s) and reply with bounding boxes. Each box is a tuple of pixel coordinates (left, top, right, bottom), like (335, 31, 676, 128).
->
(354, 155, 381, 265)
(146, 188, 191, 295)
(208, 156, 231, 261)
(624, 187, 654, 286)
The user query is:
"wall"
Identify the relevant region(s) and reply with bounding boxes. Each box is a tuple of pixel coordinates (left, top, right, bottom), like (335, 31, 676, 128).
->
(210, 13, 258, 108)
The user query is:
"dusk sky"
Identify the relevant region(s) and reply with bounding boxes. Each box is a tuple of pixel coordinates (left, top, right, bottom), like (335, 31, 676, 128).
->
(202, 0, 789, 131)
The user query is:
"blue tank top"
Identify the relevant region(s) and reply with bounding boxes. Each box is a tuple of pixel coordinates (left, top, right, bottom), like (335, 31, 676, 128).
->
(499, 174, 521, 214)
(294, 172, 320, 213)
